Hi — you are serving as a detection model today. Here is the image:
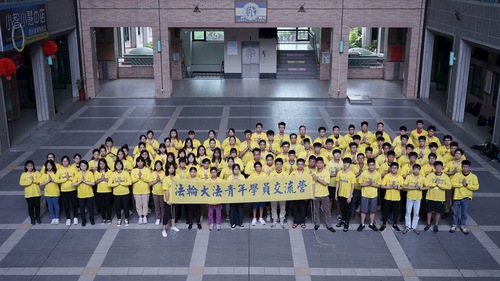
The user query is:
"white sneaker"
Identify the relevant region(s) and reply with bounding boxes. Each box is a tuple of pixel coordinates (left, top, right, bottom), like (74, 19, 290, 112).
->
(162, 230, 167, 238)
(143, 217, 147, 224)
(73, 218, 78, 225)
(66, 219, 71, 226)
(117, 219, 122, 226)
(124, 219, 129, 226)
(155, 219, 160, 225)
(259, 218, 266, 225)
(251, 218, 257, 226)
(280, 221, 286, 229)
(138, 218, 143, 225)
(50, 219, 55, 225)
(54, 219, 59, 225)
(271, 221, 277, 228)
(209, 223, 213, 231)
(266, 215, 271, 222)
(171, 226, 180, 232)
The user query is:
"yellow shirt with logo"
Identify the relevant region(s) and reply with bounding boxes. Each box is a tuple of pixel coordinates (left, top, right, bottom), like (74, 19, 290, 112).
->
(425, 173, 451, 202)
(73, 171, 95, 198)
(20, 171, 41, 198)
(358, 170, 381, 199)
(403, 174, 426, 200)
(131, 168, 152, 195)
(335, 169, 356, 198)
(382, 173, 404, 201)
(108, 171, 132, 196)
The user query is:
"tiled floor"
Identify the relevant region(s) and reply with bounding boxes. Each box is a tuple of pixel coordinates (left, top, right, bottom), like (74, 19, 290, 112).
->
(0, 80, 499, 281)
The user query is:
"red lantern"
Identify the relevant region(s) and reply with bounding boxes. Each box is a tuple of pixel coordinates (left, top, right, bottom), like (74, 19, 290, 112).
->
(0, 58, 16, 80)
(43, 40, 58, 58)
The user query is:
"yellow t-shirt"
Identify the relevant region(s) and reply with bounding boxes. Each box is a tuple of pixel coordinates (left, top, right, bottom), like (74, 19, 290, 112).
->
(222, 137, 242, 151)
(403, 174, 426, 200)
(55, 166, 77, 192)
(276, 133, 290, 146)
(73, 171, 95, 198)
(131, 168, 152, 195)
(358, 170, 381, 199)
(328, 135, 348, 150)
(451, 172, 479, 200)
(20, 171, 41, 198)
(335, 169, 356, 198)
(40, 172, 60, 197)
(94, 170, 113, 193)
(150, 171, 166, 196)
(425, 173, 451, 202)
(312, 168, 330, 197)
(382, 173, 404, 201)
(203, 138, 221, 150)
(162, 176, 173, 202)
(409, 129, 428, 146)
(326, 160, 342, 187)
(108, 171, 132, 196)
(239, 140, 256, 164)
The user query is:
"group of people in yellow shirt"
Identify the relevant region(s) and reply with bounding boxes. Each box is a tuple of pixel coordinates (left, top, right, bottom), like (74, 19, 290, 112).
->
(19, 120, 479, 237)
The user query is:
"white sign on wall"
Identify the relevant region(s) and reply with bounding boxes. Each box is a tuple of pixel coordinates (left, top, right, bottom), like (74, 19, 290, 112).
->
(227, 41, 238, 55)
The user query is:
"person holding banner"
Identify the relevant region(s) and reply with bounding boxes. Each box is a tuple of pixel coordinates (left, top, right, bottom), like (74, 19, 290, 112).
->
(162, 163, 180, 237)
(187, 167, 202, 230)
(229, 164, 245, 230)
(207, 167, 223, 231)
(270, 158, 287, 228)
(248, 162, 266, 226)
(291, 158, 308, 228)
(312, 157, 335, 232)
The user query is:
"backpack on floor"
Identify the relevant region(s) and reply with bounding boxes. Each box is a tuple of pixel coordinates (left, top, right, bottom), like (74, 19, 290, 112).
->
(466, 102, 475, 113)
(477, 115, 487, 126)
(472, 103, 481, 116)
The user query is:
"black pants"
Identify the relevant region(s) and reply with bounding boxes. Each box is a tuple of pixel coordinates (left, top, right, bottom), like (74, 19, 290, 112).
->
(230, 203, 243, 226)
(338, 196, 352, 224)
(26, 196, 41, 219)
(292, 200, 307, 224)
(61, 191, 78, 220)
(400, 190, 407, 217)
(162, 202, 174, 226)
(96, 192, 112, 220)
(78, 197, 95, 224)
(382, 200, 400, 224)
(186, 204, 201, 225)
(175, 204, 188, 221)
(114, 194, 130, 220)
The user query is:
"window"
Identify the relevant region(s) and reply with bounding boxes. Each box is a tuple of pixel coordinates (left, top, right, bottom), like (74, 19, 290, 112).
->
(192, 31, 224, 41)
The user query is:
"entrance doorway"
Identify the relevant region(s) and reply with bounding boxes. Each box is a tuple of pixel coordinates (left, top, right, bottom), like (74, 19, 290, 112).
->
(241, 41, 260, 78)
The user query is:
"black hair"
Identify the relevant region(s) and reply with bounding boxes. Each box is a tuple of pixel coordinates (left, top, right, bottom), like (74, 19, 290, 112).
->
(97, 158, 110, 172)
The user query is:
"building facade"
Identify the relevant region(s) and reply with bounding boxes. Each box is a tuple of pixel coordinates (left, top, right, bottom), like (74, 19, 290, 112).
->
(77, 0, 426, 99)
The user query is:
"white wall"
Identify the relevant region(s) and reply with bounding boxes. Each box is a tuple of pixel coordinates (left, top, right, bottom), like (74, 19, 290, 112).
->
(223, 28, 277, 75)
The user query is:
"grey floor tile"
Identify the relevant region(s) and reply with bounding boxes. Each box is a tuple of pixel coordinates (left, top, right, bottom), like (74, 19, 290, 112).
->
(437, 232, 500, 270)
(150, 107, 177, 117)
(95, 276, 187, 281)
(312, 277, 404, 281)
(82, 107, 129, 117)
(467, 197, 500, 226)
(44, 132, 103, 147)
(0, 229, 15, 245)
(303, 230, 397, 268)
(397, 234, 456, 269)
(0, 196, 32, 223)
(248, 229, 293, 267)
(205, 230, 250, 267)
(118, 118, 148, 130)
(66, 118, 117, 131)
(102, 229, 196, 267)
(180, 107, 223, 117)
(174, 118, 221, 131)
(486, 231, 500, 248)
(373, 107, 422, 118)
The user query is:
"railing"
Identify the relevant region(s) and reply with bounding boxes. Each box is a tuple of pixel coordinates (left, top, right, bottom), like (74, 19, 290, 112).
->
(348, 57, 385, 68)
(308, 30, 319, 67)
(122, 55, 153, 66)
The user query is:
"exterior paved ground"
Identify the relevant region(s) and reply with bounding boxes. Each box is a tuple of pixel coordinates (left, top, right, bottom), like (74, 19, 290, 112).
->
(0, 94, 499, 281)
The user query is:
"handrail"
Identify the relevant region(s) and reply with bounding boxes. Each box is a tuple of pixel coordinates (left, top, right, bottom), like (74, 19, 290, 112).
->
(308, 30, 319, 68)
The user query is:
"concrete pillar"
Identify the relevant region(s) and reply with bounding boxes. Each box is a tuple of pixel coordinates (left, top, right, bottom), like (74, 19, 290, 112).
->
(68, 29, 81, 98)
(31, 43, 56, 121)
(361, 27, 372, 49)
(120, 27, 125, 57)
(0, 79, 10, 152)
(130, 27, 137, 48)
(420, 29, 435, 99)
(447, 38, 471, 122)
(142, 27, 149, 48)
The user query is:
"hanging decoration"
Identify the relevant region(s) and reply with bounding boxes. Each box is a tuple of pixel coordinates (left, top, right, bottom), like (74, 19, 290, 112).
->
(0, 58, 17, 81)
(42, 40, 58, 65)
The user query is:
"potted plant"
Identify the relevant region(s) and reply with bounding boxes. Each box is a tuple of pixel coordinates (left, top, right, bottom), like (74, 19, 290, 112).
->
(76, 77, 85, 101)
